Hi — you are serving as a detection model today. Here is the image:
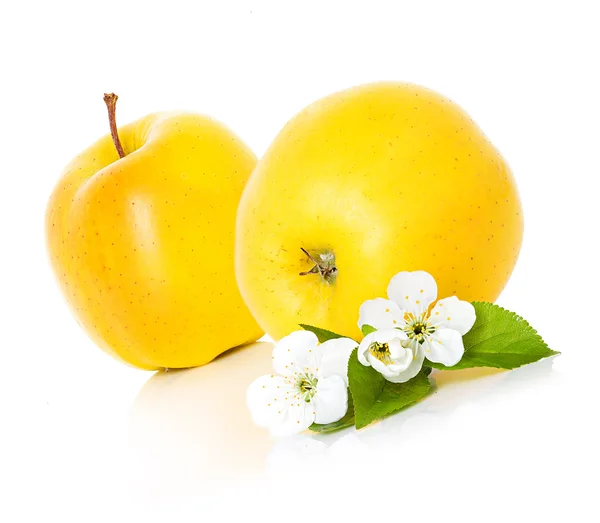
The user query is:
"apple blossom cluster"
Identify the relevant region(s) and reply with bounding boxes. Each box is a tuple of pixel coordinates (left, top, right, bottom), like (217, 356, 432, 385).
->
(247, 270, 477, 436)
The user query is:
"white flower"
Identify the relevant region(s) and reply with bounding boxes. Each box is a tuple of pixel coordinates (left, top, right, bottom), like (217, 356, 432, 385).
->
(358, 271, 476, 382)
(247, 331, 357, 437)
(357, 328, 423, 383)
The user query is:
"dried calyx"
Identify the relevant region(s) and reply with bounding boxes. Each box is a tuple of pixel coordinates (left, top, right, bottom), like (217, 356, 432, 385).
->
(299, 247, 338, 284)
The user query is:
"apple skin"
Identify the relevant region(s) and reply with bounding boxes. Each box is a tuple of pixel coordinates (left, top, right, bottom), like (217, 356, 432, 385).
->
(46, 112, 263, 369)
(235, 82, 523, 341)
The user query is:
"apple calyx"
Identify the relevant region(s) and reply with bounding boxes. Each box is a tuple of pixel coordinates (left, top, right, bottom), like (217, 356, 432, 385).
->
(103, 93, 126, 158)
(299, 247, 338, 284)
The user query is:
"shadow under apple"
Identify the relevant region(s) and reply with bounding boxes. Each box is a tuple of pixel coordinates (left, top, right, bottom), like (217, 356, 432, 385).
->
(127, 341, 275, 498)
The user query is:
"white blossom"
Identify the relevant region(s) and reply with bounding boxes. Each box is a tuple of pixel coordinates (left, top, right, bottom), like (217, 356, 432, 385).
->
(358, 271, 476, 381)
(247, 331, 357, 436)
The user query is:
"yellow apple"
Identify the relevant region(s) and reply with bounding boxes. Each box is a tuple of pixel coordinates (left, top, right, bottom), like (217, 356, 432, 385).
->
(46, 94, 263, 369)
(236, 82, 523, 341)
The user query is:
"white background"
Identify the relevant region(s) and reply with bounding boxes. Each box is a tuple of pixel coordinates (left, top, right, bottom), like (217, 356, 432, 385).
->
(1, 1, 599, 521)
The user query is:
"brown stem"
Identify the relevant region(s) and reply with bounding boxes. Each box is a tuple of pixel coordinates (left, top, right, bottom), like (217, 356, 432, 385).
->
(103, 93, 125, 158)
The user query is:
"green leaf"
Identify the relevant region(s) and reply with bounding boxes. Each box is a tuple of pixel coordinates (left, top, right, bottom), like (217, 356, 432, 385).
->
(348, 349, 432, 429)
(361, 324, 377, 336)
(427, 301, 559, 371)
(299, 324, 346, 343)
(310, 395, 355, 434)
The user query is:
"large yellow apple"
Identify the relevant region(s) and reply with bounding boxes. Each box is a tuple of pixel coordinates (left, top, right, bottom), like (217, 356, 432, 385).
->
(46, 95, 263, 369)
(236, 82, 523, 341)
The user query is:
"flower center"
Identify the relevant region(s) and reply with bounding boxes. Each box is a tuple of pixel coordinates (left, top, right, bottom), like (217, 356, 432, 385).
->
(296, 374, 319, 402)
(368, 341, 393, 364)
(404, 313, 436, 344)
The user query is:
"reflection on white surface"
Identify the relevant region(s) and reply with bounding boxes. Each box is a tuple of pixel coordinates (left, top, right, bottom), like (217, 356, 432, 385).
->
(267, 358, 558, 479)
(129, 341, 559, 499)
(128, 341, 276, 499)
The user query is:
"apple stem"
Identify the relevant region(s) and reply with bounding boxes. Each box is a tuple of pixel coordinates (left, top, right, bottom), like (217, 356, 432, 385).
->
(103, 93, 126, 158)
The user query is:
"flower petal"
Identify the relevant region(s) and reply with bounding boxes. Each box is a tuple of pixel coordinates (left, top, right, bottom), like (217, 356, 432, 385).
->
(367, 353, 398, 378)
(313, 375, 348, 424)
(270, 401, 316, 437)
(357, 331, 377, 367)
(247, 372, 317, 437)
(429, 297, 476, 335)
(272, 330, 320, 376)
(384, 343, 425, 383)
(358, 329, 405, 368)
(359, 329, 413, 378)
(246, 374, 295, 428)
(387, 337, 413, 370)
(371, 328, 409, 345)
(358, 298, 405, 331)
(425, 328, 465, 367)
(367, 353, 414, 378)
(319, 337, 358, 385)
(387, 336, 407, 359)
(387, 271, 437, 315)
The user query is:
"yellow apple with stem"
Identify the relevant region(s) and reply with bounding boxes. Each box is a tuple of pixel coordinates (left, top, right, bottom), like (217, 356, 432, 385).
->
(46, 94, 263, 370)
(236, 82, 523, 341)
